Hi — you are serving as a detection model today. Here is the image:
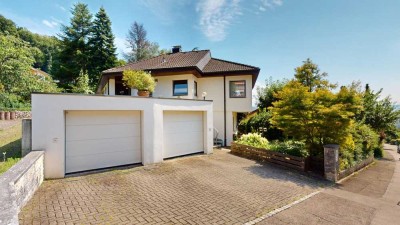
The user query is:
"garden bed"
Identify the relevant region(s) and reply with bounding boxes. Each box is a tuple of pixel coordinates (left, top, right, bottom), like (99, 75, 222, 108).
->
(337, 155, 374, 180)
(230, 142, 306, 171)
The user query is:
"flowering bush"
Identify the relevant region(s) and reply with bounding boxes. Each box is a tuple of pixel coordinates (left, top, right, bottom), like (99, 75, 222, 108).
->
(236, 133, 269, 149)
(268, 140, 308, 157)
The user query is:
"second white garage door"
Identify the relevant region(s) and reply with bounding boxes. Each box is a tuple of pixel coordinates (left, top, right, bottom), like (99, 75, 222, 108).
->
(163, 111, 204, 159)
(65, 110, 141, 173)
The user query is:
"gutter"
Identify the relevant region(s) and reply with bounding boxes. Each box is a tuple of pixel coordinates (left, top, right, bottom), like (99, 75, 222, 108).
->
(224, 75, 227, 146)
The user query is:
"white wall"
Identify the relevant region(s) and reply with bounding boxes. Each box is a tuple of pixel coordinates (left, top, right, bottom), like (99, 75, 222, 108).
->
(197, 75, 253, 145)
(32, 94, 213, 179)
(104, 73, 254, 146)
(152, 74, 197, 99)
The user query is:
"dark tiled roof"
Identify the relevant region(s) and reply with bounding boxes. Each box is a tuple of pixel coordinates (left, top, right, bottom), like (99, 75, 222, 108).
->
(98, 49, 260, 93)
(102, 50, 259, 74)
(103, 50, 211, 73)
(202, 58, 258, 73)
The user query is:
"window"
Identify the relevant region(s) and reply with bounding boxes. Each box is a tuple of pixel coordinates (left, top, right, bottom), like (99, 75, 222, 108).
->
(194, 81, 198, 97)
(173, 80, 188, 96)
(230, 80, 246, 98)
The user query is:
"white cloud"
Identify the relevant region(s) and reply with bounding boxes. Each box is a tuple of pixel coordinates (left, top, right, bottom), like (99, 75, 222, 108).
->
(196, 0, 242, 42)
(56, 4, 67, 12)
(42, 20, 58, 28)
(259, 0, 283, 10)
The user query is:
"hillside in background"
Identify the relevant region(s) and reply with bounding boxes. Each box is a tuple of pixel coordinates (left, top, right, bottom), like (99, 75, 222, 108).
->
(0, 15, 61, 76)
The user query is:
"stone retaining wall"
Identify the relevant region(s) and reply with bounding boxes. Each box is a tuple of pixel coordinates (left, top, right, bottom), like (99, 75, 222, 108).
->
(0, 111, 31, 120)
(337, 155, 374, 181)
(0, 151, 44, 225)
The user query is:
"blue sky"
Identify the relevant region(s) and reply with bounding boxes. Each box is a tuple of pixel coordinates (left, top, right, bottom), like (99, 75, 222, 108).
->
(1, 0, 399, 103)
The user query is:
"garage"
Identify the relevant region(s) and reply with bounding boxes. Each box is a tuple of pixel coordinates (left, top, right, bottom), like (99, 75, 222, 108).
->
(65, 110, 141, 173)
(163, 111, 204, 159)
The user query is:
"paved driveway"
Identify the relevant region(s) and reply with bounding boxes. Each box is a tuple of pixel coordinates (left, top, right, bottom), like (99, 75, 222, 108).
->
(19, 149, 323, 225)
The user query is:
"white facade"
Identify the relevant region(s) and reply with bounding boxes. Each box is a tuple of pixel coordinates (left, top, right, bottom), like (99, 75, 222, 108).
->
(104, 74, 253, 145)
(32, 93, 213, 179)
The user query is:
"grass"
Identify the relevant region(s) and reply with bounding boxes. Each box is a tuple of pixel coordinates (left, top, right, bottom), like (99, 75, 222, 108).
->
(0, 120, 22, 174)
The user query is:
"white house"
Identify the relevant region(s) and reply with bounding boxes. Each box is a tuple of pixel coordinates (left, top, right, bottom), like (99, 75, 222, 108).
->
(97, 46, 260, 146)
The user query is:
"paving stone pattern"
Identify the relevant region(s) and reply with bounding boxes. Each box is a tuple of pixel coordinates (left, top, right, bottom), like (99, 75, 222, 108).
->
(19, 149, 323, 224)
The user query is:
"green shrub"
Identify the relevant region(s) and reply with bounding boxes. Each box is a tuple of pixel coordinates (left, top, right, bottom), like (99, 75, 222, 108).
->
(238, 109, 284, 141)
(236, 133, 269, 149)
(268, 140, 309, 157)
(373, 146, 384, 158)
(0, 92, 30, 110)
(122, 70, 156, 92)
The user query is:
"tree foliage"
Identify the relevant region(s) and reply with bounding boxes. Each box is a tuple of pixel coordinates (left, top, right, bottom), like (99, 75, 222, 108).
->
(256, 77, 287, 109)
(125, 22, 160, 62)
(71, 70, 93, 94)
(356, 84, 400, 141)
(270, 80, 362, 155)
(294, 58, 336, 92)
(122, 70, 156, 92)
(0, 34, 59, 102)
(0, 35, 35, 92)
(58, 3, 93, 87)
(238, 109, 283, 140)
(0, 15, 18, 36)
(87, 7, 117, 86)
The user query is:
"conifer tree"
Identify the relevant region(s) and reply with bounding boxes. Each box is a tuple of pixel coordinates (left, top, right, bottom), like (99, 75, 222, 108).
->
(88, 7, 117, 86)
(58, 3, 92, 88)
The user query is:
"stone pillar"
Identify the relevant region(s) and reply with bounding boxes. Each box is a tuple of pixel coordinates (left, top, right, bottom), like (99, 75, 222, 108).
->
(22, 119, 32, 157)
(324, 144, 339, 182)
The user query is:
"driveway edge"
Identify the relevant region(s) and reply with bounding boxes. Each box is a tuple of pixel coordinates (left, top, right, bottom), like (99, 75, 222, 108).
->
(244, 190, 321, 225)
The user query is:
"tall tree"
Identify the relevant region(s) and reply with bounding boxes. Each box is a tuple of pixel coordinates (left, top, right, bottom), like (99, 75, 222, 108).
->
(356, 84, 400, 142)
(125, 22, 159, 62)
(294, 58, 336, 92)
(87, 7, 117, 86)
(58, 3, 92, 88)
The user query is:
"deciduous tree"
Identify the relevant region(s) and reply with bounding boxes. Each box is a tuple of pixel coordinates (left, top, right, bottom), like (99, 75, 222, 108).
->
(270, 80, 361, 155)
(125, 22, 159, 62)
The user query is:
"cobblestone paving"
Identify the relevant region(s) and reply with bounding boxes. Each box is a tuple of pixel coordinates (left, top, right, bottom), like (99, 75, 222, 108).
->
(19, 149, 323, 224)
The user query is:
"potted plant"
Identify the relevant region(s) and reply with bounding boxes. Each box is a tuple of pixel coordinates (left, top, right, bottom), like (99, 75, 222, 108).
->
(122, 70, 156, 97)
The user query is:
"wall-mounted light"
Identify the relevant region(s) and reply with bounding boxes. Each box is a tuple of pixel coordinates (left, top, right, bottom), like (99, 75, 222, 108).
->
(202, 92, 207, 100)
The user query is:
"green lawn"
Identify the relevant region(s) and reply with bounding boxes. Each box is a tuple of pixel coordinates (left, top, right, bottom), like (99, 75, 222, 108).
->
(0, 120, 22, 174)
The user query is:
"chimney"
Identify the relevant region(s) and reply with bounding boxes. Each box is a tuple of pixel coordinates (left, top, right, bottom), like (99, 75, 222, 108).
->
(172, 45, 182, 53)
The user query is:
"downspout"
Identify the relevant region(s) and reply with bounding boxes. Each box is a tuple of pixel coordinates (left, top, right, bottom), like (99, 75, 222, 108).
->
(224, 75, 227, 146)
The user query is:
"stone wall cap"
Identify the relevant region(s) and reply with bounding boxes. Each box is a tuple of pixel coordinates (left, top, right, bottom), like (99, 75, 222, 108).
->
(0, 150, 44, 185)
(324, 144, 339, 148)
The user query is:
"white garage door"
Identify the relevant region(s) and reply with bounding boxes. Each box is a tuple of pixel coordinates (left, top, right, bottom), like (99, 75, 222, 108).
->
(163, 111, 204, 159)
(65, 110, 141, 173)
